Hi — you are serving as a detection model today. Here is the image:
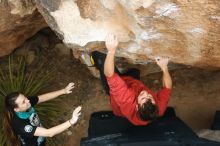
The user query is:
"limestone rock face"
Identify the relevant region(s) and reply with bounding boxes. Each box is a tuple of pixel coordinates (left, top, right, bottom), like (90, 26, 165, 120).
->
(197, 129, 220, 142)
(36, 0, 220, 68)
(0, 0, 47, 57)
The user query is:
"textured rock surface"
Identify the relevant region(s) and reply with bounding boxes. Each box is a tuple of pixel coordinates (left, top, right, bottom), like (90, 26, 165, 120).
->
(0, 0, 47, 57)
(197, 129, 220, 142)
(35, 0, 220, 69)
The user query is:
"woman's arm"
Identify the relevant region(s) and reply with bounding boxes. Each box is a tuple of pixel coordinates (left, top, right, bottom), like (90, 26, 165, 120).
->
(38, 82, 75, 103)
(34, 106, 81, 137)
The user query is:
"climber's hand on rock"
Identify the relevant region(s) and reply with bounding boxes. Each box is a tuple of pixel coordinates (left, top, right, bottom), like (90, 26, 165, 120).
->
(105, 34, 118, 55)
(155, 56, 169, 71)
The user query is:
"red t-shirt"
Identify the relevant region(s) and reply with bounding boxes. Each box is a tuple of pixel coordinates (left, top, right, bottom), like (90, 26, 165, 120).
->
(106, 73, 171, 125)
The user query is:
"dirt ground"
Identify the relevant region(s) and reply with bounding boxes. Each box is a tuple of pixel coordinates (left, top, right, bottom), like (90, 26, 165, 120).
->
(2, 29, 220, 146)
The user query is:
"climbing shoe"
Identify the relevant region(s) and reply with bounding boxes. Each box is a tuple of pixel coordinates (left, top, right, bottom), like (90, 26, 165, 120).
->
(91, 51, 107, 69)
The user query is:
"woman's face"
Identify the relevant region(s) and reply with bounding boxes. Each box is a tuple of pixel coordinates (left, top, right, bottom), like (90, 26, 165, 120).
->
(14, 94, 31, 112)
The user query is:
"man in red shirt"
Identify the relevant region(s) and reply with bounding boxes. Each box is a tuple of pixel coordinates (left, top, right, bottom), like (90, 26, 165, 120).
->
(92, 34, 172, 125)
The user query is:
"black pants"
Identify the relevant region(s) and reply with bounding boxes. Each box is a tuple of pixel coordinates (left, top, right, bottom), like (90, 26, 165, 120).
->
(91, 51, 140, 95)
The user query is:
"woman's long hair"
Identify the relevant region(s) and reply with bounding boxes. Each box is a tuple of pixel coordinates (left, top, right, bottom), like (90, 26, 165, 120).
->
(3, 92, 20, 146)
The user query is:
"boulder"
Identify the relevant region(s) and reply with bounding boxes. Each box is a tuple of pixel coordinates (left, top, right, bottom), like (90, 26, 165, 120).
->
(35, 0, 220, 69)
(0, 0, 47, 57)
